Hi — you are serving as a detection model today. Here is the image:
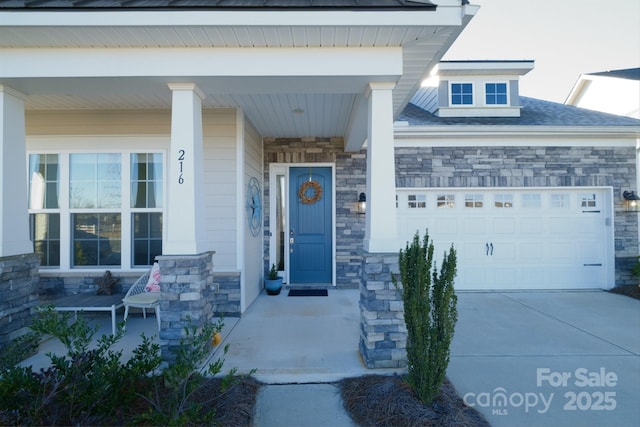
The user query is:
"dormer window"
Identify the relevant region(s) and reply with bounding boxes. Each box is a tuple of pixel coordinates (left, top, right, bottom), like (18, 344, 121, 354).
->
(485, 83, 507, 105)
(451, 83, 473, 105)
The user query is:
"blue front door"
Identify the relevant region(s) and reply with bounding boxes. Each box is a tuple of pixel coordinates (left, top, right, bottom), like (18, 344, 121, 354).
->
(289, 167, 332, 284)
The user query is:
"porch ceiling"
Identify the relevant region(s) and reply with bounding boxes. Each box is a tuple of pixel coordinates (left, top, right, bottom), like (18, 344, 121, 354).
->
(0, 5, 478, 142)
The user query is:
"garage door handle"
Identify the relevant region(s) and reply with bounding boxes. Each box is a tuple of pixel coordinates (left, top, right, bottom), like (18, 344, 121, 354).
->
(486, 243, 494, 256)
(583, 263, 602, 267)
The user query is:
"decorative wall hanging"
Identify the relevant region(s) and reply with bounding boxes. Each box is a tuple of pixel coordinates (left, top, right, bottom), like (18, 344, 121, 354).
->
(246, 176, 262, 236)
(298, 169, 323, 204)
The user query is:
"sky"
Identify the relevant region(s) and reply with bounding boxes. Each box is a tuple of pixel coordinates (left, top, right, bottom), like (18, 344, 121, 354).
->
(443, 0, 640, 103)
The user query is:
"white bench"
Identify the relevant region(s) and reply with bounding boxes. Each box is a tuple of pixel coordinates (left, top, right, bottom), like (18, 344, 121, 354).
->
(48, 293, 125, 335)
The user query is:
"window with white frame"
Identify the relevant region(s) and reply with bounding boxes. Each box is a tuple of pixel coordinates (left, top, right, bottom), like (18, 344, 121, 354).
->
(522, 193, 541, 208)
(494, 194, 513, 208)
(408, 194, 427, 208)
(29, 154, 60, 267)
(28, 151, 163, 269)
(131, 153, 163, 266)
(551, 194, 570, 208)
(464, 194, 483, 208)
(437, 194, 455, 208)
(485, 83, 508, 105)
(451, 83, 473, 105)
(580, 193, 597, 208)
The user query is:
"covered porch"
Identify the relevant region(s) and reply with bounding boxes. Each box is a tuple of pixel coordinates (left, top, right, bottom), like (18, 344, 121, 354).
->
(0, 1, 479, 367)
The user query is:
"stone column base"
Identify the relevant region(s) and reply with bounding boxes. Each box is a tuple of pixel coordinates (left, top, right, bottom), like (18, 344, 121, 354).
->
(0, 253, 39, 346)
(156, 251, 215, 362)
(359, 252, 407, 368)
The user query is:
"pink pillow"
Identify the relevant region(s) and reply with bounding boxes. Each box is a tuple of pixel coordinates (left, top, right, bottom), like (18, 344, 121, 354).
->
(144, 263, 161, 292)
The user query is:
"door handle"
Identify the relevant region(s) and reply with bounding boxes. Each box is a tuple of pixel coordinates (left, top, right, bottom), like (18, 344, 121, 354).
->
(490, 243, 493, 256)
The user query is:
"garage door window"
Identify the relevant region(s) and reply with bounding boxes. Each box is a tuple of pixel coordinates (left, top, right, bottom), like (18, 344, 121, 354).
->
(408, 194, 426, 208)
(580, 193, 597, 208)
(437, 194, 455, 208)
(494, 194, 513, 208)
(465, 194, 483, 208)
(522, 193, 541, 208)
(551, 194, 570, 208)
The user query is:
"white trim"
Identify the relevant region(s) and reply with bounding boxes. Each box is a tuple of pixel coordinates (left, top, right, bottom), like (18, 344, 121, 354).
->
(26, 142, 166, 273)
(449, 81, 474, 107)
(236, 108, 246, 311)
(393, 127, 640, 142)
(1, 47, 402, 79)
(268, 162, 336, 287)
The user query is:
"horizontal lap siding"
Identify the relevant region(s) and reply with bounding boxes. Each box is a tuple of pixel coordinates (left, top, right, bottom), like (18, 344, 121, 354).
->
(203, 110, 238, 271)
(26, 110, 171, 135)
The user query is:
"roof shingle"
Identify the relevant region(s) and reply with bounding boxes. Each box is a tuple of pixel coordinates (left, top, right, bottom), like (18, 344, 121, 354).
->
(398, 96, 640, 127)
(0, 0, 438, 9)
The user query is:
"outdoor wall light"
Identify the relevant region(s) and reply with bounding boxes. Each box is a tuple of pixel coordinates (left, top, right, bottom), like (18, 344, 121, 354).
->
(357, 192, 367, 215)
(623, 190, 640, 212)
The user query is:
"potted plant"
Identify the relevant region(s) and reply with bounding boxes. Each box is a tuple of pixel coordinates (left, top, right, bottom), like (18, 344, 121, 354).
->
(265, 263, 283, 295)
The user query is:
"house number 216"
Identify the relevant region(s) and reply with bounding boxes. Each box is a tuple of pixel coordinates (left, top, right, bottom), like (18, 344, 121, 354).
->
(177, 150, 185, 184)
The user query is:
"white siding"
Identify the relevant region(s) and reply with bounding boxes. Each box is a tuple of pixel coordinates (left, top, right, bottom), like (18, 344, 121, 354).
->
(243, 117, 264, 311)
(203, 109, 239, 271)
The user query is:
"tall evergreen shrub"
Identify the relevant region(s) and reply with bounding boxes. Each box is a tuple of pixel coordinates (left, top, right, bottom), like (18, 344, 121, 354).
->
(394, 230, 458, 404)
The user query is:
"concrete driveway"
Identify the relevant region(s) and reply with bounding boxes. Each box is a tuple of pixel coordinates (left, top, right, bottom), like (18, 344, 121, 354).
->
(447, 291, 640, 427)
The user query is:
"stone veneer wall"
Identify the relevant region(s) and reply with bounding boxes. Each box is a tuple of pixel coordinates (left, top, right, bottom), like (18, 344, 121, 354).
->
(0, 253, 40, 347)
(359, 252, 406, 368)
(156, 252, 216, 362)
(395, 145, 638, 286)
(263, 137, 367, 288)
(211, 272, 241, 316)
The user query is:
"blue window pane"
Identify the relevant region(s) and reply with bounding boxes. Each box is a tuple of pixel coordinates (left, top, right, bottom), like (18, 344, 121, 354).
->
(73, 213, 121, 267)
(132, 212, 163, 266)
(486, 83, 507, 105)
(131, 153, 163, 208)
(451, 83, 473, 105)
(32, 213, 60, 267)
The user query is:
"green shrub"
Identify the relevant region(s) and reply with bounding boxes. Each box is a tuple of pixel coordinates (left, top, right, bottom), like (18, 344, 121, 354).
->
(393, 230, 458, 405)
(0, 307, 161, 426)
(0, 308, 231, 426)
(136, 317, 235, 426)
(0, 331, 41, 370)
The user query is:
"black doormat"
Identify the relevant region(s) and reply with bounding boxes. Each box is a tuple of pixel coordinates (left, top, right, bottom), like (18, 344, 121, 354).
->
(288, 289, 328, 297)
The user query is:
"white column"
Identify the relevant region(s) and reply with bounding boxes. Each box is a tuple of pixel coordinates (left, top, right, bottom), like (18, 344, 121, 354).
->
(164, 83, 209, 255)
(364, 82, 401, 253)
(0, 86, 32, 257)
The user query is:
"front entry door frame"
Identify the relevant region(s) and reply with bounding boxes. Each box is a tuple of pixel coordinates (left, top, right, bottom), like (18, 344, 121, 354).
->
(269, 163, 336, 286)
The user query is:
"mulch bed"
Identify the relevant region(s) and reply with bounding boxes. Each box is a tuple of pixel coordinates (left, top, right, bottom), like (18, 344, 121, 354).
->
(339, 374, 490, 427)
(609, 284, 640, 300)
(193, 376, 261, 427)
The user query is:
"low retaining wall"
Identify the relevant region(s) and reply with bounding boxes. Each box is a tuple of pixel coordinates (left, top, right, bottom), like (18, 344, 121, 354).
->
(211, 272, 241, 317)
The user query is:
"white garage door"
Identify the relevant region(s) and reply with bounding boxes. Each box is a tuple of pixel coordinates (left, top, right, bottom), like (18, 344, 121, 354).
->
(397, 188, 614, 290)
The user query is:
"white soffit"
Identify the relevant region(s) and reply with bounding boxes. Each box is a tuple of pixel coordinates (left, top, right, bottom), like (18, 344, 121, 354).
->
(0, 4, 478, 139)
